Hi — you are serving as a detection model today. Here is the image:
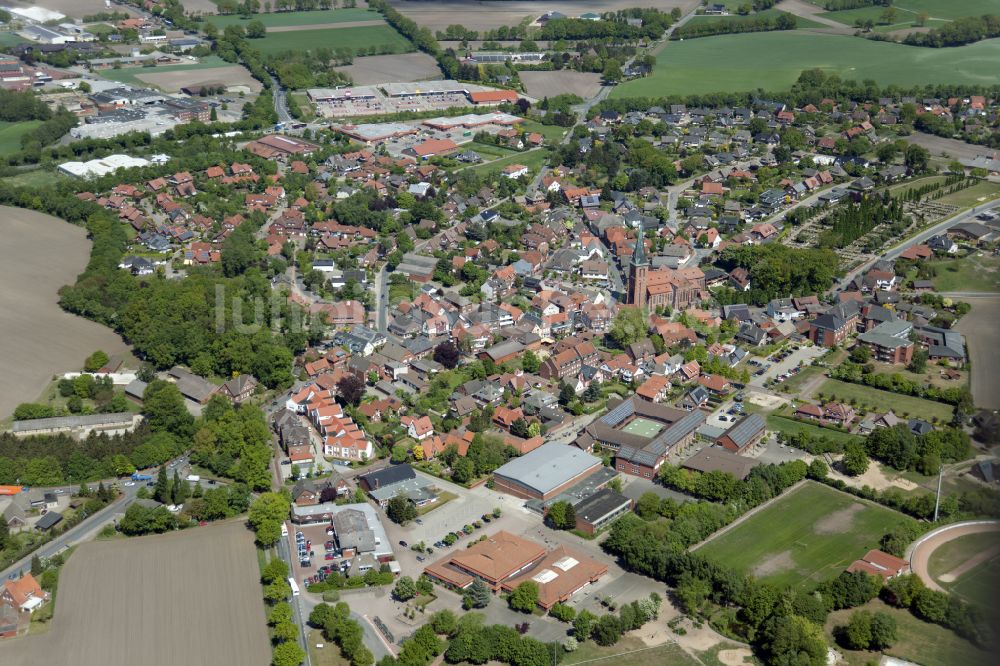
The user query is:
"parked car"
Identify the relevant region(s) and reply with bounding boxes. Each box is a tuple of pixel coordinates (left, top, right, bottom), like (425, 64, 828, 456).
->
(399, 540, 408, 547)
(416, 556, 425, 562)
(325, 553, 335, 560)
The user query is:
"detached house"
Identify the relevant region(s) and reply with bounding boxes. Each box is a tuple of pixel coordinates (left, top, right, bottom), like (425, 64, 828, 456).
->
(401, 415, 434, 441)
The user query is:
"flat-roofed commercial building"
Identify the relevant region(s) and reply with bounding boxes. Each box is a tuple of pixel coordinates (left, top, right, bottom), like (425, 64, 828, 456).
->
(492, 443, 602, 501)
(572, 488, 633, 535)
(423, 531, 607, 608)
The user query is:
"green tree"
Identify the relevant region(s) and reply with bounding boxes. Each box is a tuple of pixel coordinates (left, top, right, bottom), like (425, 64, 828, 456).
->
(592, 614, 623, 646)
(269, 602, 293, 626)
(84, 350, 109, 372)
(30, 555, 43, 576)
(609, 307, 646, 348)
(908, 349, 928, 374)
(546, 500, 576, 530)
(869, 611, 897, 649)
(573, 609, 597, 639)
(153, 464, 171, 503)
(842, 610, 873, 650)
(843, 441, 870, 476)
(602, 60, 623, 83)
(508, 580, 539, 612)
(521, 350, 540, 373)
(393, 575, 417, 601)
(386, 495, 417, 525)
(248, 492, 290, 546)
(272, 640, 305, 666)
(262, 558, 290, 584)
(143, 380, 195, 437)
(464, 578, 491, 608)
(761, 614, 827, 666)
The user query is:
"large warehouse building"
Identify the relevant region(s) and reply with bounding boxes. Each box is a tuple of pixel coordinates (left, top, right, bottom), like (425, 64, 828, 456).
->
(492, 443, 602, 501)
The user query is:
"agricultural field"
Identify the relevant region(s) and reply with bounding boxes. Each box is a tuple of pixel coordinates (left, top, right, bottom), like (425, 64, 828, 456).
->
(817, 0, 1000, 28)
(96, 55, 234, 87)
(335, 52, 441, 85)
(251, 25, 413, 55)
(389, 0, 696, 33)
(824, 599, 992, 666)
(697, 482, 912, 588)
(815, 378, 955, 423)
(928, 530, 1000, 610)
(955, 295, 1000, 410)
(519, 71, 603, 100)
(0, 521, 269, 666)
(136, 64, 263, 93)
(612, 32, 1000, 97)
(685, 8, 824, 29)
(818, 6, 949, 33)
(930, 253, 1000, 293)
(202, 7, 378, 29)
(0, 120, 41, 153)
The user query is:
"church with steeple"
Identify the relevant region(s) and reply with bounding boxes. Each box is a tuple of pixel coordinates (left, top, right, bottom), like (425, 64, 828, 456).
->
(626, 234, 648, 308)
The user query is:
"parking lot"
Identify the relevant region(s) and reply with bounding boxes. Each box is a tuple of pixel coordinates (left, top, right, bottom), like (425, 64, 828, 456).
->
(287, 521, 352, 589)
(748, 343, 825, 387)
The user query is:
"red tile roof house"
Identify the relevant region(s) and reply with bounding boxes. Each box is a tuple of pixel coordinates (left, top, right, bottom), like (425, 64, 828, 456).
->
(847, 550, 910, 581)
(1, 574, 48, 613)
(401, 415, 434, 441)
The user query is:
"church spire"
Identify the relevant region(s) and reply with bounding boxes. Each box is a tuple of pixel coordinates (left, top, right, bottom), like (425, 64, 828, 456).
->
(631, 231, 647, 266)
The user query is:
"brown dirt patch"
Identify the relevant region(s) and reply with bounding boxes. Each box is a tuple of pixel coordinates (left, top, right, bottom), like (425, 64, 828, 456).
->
(335, 52, 441, 85)
(179, 0, 221, 15)
(136, 65, 263, 93)
(519, 71, 603, 100)
(718, 648, 753, 665)
(955, 296, 1000, 411)
(0, 520, 270, 666)
(0, 206, 131, 420)
(268, 20, 386, 32)
(753, 550, 795, 578)
(813, 504, 864, 535)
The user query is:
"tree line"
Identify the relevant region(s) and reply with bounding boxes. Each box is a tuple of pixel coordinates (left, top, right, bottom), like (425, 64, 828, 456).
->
(671, 12, 796, 40)
(818, 193, 905, 249)
(903, 14, 1000, 48)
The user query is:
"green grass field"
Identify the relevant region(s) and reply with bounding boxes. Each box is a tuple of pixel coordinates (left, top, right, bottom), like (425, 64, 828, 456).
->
(927, 530, 1000, 609)
(0, 169, 66, 189)
(930, 253, 1000, 293)
(204, 8, 377, 29)
(685, 9, 824, 29)
(96, 55, 232, 87)
(816, 379, 954, 423)
(0, 31, 28, 47)
(0, 120, 41, 153)
(612, 33, 1000, 97)
(252, 24, 412, 55)
(934, 180, 1000, 208)
(468, 147, 548, 178)
(817, 0, 999, 25)
(766, 415, 861, 447)
(698, 482, 911, 588)
(825, 599, 993, 666)
(621, 417, 664, 438)
(819, 6, 949, 32)
(519, 119, 567, 144)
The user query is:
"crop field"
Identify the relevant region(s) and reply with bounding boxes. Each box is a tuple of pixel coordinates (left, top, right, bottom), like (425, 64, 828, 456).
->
(0, 120, 40, 153)
(612, 33, 1000, 97)
(815, 378, 954, 423)
(335, 52, 441, 85)
(955, 295, 1000, 411)
(252, 24, 413, 55)
(136, 64, 263, 93)
(203, 7, 378, 29)
(389, 0, 697, 32)
(96, 55, 232, 87)
(685, 9, 824, 29)
(697, 482, 911, 588)
(0, 521, 270, 666)
(519, 71, 603, 100)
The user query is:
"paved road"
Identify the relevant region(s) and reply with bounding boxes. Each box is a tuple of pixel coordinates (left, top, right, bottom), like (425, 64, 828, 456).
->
(271, 76, 294, 124)
(834, 199, 1000, 295)
(375, 265, 389, 333)
(0, 457, 189, 580)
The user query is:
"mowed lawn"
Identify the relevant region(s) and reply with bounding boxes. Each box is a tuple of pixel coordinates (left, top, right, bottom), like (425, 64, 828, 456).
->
(935, 179, 1000, 208)
(468, 147, 548, 178)
(252, 25, 412, 55)
(697, 482, 911, 588)
(203, 7, 377, 29)
(0, 120, 41, 153)
(612, 33, 1000, 97)
(819, 0, 999, 25)
(766, 415, 861, 447)
(816, 379, 954, 423)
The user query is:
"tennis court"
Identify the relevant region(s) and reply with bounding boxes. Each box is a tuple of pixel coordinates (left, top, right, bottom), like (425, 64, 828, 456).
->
(620, 417, 663, 439)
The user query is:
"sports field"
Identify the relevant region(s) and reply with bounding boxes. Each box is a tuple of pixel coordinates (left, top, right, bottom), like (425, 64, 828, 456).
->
(927, 530, 1000, 609)
(612, 33, 1000, 97)
(697, 482, 911, 588)
(621, 417, 664, 438)
(0, 520, 269, 666)
(203, 7, 377, 29)
(252, 25, 413, 55)
(815, 379, 954, 423)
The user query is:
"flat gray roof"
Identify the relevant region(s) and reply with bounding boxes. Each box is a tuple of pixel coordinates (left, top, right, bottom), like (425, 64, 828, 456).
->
(493, 443, 602, 495)
(12, 412, 136, 432)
